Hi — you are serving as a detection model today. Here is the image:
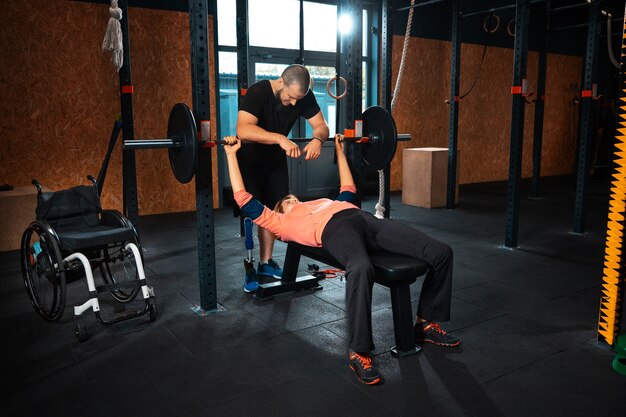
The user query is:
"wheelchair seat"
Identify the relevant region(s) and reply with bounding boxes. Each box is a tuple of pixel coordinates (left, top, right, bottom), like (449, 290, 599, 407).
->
(21, 180, 157, 342)
(57, 226, 136, 252)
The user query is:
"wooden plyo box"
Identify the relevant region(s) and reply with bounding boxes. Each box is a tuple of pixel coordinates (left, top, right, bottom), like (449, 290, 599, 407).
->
(0, 186, 48, 252)
(402, 148, 458, 209)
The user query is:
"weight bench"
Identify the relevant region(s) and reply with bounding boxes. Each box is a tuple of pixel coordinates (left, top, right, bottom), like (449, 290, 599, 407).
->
(254, 241, 429, 357)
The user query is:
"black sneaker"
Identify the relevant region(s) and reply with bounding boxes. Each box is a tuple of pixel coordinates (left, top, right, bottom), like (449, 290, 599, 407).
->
(349, 351, 383, 385)
(414, 321, 461, 347)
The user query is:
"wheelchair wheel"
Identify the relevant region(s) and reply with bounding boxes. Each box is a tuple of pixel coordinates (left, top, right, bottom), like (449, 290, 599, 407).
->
(100, 244, 141, 303)
(21, 222, 66, 321)
(98, 210, 142, 303)
(74, 315, 90, 343)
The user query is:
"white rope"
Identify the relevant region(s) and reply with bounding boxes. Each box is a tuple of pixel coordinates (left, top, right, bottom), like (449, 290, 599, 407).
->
(102, 0, 124, 71)
(374, 0, 415, 219)
(391, 0, 415, 112)
(607, 13, 620, 70)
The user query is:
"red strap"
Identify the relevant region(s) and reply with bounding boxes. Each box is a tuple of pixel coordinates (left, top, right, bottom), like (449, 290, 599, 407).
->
(581, 90, 593, 98)
(121, 85, 134, 94)
(511, 86, 523, 95)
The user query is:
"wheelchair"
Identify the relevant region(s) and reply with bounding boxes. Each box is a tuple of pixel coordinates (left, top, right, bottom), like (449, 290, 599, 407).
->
(20, 175, 157, 342)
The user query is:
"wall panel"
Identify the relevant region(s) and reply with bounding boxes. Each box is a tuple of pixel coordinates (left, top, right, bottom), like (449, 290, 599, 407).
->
(0, 0, 219, 215)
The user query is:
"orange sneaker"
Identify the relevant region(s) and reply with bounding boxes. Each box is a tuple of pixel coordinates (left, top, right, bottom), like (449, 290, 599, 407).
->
(414, 321, 461, 347)
(349, 351, 383, 385)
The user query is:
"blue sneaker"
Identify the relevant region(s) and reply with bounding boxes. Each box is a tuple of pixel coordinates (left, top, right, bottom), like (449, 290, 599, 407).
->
(257, 259, 283, 279)
(243, 262, 259, 293)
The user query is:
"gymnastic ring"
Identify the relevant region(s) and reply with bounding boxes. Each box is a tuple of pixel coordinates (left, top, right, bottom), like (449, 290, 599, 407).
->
(483, 13, 500, 34)
(326, 75, 348, 100)
(507, 18, 515, 37)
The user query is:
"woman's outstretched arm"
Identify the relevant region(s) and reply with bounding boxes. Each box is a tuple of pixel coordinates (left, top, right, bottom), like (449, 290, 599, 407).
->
(335, 134, 355, 188)
(224, 136, 245, 193)
(224, 136, 285, 237)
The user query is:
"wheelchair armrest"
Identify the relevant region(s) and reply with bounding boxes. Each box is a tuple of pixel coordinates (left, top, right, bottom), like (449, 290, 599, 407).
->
(100, 210, 133, 230)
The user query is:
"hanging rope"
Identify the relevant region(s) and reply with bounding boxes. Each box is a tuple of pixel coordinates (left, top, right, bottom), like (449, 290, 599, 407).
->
(102, 0, 124, 71)
(607, 13, 620, 70)
(390, 0, 415, 112)
(374, 0, 415, 219)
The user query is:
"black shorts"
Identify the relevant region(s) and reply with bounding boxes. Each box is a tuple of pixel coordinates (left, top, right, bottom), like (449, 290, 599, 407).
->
(236, 143, 289, 209)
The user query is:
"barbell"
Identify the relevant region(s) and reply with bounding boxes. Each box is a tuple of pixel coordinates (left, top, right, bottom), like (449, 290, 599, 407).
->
(123, 103, 409, 184)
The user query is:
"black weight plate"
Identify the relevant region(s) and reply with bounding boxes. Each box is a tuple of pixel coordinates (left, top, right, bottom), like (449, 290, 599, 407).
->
(361, 106, 397, 171)
(167, 103, 197, 184)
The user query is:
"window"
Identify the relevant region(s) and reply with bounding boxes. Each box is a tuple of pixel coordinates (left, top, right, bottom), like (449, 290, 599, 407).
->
(305, 65, 338, 137)
(218, 52, 238, 136)
(214, 0, 374, 201)
(303, 2, 337, 52)
(248, 0, 300, 49)
(216, 0, 236, 47)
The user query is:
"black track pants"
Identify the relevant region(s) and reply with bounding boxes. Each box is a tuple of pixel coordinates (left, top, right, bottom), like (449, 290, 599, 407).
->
(321, 209, 453, 352)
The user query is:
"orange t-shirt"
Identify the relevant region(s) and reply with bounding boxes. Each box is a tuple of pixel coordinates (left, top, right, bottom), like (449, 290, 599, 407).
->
(234, 185, 358, 247)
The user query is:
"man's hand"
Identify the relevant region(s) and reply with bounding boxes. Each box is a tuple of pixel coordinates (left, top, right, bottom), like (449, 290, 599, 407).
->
(303, 138, 323, 160)
(223, 136, 241, 156)
(278, 136, 302, 158)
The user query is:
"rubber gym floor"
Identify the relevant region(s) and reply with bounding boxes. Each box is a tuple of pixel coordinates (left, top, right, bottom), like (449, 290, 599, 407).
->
(2, 175, 625, 417)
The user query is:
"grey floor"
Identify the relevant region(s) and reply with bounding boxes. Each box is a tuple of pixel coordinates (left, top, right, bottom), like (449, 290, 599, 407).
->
(2, 175, 625, 417)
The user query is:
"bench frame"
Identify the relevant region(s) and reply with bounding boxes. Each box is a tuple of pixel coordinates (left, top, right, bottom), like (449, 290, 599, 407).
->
(254, 242, 426, 357)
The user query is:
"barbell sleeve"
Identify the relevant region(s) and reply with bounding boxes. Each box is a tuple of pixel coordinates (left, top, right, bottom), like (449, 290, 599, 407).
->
(397, 133, 411, 141)
(123, 139, 181, 150)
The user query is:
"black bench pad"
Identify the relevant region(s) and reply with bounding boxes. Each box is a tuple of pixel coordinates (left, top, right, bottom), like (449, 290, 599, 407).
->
(284, 242, 429, 287)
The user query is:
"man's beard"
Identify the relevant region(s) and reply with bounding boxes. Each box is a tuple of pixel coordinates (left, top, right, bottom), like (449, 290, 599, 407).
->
(274, 89, 291, 112)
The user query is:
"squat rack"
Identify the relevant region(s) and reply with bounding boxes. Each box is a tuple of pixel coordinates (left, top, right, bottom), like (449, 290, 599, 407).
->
(117, 0, 220, 313)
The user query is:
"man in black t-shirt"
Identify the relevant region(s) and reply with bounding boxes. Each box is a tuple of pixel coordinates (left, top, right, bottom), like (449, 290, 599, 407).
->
(236, 64, 330, 292)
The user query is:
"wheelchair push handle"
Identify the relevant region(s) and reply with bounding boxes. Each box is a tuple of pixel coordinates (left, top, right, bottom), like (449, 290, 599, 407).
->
(31, 179, 42, 195)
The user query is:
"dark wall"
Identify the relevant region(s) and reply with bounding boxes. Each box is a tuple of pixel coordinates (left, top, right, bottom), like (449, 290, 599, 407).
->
(391, 0, 612, 56)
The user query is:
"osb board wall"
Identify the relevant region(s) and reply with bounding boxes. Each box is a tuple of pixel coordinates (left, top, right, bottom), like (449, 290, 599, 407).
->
(389, 35, 582, 191)
(0, 0, 219, 215)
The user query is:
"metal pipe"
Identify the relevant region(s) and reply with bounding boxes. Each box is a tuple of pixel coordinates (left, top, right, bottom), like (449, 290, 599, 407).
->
(550, 15, 624, 31)
(549, 22, 590, 31)
(213, 136, 376, 145)
(549, 2, 589, 13)
(123, 139, 179, 149)
(395, 0, 447, 13)
(461, 0, 545, 19)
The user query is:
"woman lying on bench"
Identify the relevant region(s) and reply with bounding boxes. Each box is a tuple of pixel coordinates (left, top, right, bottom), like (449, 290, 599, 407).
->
(224, 135, 460, 386)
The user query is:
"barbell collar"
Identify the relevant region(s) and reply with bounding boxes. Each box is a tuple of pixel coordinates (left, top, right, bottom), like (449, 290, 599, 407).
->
(397, 134, 411, 141)
(123, 139, 180, 150)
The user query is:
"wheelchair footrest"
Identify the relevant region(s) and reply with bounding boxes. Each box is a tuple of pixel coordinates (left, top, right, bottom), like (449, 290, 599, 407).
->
(97, 306, 147, 325)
